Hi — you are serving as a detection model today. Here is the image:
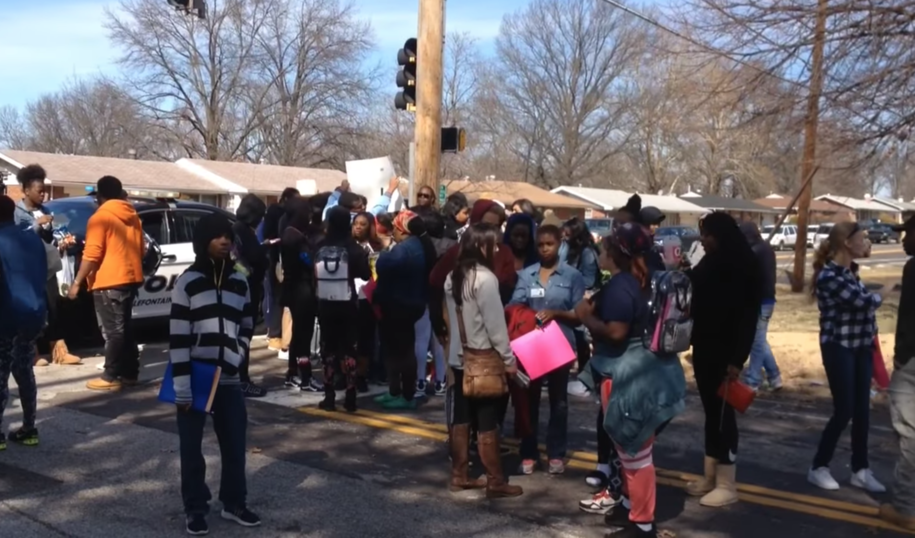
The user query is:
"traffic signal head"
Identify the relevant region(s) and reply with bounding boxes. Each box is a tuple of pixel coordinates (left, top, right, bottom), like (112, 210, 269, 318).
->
(395, 38, 417, 112)
(441, 127, 467, 153)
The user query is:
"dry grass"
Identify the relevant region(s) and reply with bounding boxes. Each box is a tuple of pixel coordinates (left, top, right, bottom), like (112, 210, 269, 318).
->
(681, 272, 901, 397)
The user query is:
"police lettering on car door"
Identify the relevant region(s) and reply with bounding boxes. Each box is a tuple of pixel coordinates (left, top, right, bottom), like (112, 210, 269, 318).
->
(132, 263, 186, 317)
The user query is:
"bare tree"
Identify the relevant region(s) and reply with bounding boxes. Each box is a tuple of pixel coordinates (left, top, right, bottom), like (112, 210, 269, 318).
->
(0, 106, 28, 150)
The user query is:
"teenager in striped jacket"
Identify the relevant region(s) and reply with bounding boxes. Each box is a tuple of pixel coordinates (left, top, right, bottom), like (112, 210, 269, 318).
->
(168, 213, 260, 536)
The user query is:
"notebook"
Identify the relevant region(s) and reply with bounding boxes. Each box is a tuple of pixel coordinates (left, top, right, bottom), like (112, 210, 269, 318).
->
(158, 362, 221, 413)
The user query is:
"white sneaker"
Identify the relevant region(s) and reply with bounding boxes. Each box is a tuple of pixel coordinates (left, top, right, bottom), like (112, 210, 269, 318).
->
(277, 349, 289, 361)
(568, 379, 590, 397)
(808, 467, 840, 490)
(850, 468, 886, 493)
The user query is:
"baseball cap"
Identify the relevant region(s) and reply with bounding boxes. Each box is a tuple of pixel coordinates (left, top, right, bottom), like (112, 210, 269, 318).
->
(892, 215, 915, 232)
(640, 206, 666, 226)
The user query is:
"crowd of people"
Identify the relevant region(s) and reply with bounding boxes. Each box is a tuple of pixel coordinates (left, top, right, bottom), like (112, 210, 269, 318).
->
(0, 167, 913, 537)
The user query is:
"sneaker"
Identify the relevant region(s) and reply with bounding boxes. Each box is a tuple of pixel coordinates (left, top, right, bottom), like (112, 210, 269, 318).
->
(433, 381, 446, 396)
(300, 378, 324, 393)
(381, 396, 417, 410)
(548, 459, 565, 474)
(221, 507, 261, 527)
(586, 470, 608, 488)
(769, 377, 784, 391)
(850, 468, 886, 493)
(607, 523, 657, 537)
(0, 433, 6, 451)
(415, 380, 428, 399)
(520, 459, 536, 475)
(374, 392, 397, 404)
(568, 379, 590, 397)
(284, 375, 302, 389)
(579, 488, 621, 514)
(241, 382, 267, 398)
(808, 467, 840, 491)
(9, 427, 39, 447)
(185, 514, 209, 535)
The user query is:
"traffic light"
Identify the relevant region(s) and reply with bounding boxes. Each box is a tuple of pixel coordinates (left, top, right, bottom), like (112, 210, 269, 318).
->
(166, 0, 206, 19)
(395, 38, 417, 112)
(441, 127, 466, 153)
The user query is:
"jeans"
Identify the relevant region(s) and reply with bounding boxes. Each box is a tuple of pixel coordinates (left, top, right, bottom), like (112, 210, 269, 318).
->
(177, 384, 248, 516)
(520, 364, 571, 460)
(414, 308, 446, 385)
(889, 359, 915, 516)
(93, 286, 140, 382)
(0, 333, 38, 430)
(812, 342, 873, 472)
(745, 303, 781, 388)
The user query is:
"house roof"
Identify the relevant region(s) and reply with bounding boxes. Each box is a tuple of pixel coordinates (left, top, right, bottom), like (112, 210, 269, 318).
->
(679, 193, 779, 213)
(0, 150, 227, 194)
(815, 194, 897, 212)
(177, 158, 345, 196)
(446, 180, 596, 209)
(752, 195, 845, 213)
(872, 196, 915, 212)
(551, 186, 708, 214)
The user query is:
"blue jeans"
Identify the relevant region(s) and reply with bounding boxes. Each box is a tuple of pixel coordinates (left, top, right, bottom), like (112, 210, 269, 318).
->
(0, 333, 38, 430)
(414, 308, 445, 384)
(177, 384, 248, 516)
(745, 303, 780, 388)
(812, 342, 873, 472)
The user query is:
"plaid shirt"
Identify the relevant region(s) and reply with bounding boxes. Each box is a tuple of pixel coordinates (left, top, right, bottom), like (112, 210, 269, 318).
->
(816, 261, 881, 349)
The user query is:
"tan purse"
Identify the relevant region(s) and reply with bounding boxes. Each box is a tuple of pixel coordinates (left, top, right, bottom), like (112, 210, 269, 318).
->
(456, 305, 508, 399)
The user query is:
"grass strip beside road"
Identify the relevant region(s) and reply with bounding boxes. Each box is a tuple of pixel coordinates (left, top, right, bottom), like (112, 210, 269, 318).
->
(299, 406, 913, 535)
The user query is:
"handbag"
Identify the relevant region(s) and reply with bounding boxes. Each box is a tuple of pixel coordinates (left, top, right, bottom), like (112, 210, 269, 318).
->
(456, 305, 508, 399)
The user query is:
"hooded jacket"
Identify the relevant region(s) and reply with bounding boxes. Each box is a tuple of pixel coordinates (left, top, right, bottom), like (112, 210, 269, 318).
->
(169, 214, 253, 404)
(82, 199, 145, 291)
(740, 222, 776, 303)
(232, 194, 268, 288)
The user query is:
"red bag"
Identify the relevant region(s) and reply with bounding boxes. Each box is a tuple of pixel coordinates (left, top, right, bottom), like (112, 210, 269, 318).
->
(717, 379, 756, 414)
(873, 337, 890, 390)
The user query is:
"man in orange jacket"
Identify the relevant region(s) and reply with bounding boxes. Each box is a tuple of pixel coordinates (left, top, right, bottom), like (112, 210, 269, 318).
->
(68, 176, 145, 391)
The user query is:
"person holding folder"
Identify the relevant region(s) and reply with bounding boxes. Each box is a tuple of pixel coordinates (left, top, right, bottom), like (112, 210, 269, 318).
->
(168, 214, 260, 536)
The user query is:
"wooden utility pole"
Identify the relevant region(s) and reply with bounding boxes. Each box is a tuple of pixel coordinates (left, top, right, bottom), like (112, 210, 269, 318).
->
(792, 0, 828, 292)
(413, 0, 445, 204)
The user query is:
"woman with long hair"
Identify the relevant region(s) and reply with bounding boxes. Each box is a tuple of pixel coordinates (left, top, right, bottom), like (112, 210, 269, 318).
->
(444, 223, 522, 498)
(280, 197, 323, 393)
(504, 213, 538, 271)
(353, 211, 382, 389)
(442, 193, 470, 240)
(562, 216, 602, 386)
(509, 224, 585, 475)
(576, 222, 685, 538)
(314, 206, 371, 412)
(683, 212, 761, 508)
(374, 211, 435, 409)
(806, 221, 885, 492)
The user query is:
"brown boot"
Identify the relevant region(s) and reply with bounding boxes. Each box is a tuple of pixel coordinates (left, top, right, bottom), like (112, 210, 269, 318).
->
(450, 424, 485, 492)
(34, 345, 49, 367)
(478, 429, 522, 498)
(51, 340, 82, 365)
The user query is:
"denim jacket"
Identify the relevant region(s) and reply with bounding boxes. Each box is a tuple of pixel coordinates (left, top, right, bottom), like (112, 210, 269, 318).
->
(509, 262, 585, 349)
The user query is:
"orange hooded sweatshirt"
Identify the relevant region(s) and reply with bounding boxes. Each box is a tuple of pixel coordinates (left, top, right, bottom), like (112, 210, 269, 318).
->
(82, 200, 145, 291)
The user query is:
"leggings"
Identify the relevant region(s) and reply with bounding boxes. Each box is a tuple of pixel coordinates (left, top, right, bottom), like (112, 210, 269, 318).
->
(379, 303, 423, 400)
(451, 368, 500, 431)
(694, 359, 738, 464)
(0, 334, 38, 430)
(414, 307, 446, 384)
(319, 303, 358, 392)
(288, 300, 317, 381)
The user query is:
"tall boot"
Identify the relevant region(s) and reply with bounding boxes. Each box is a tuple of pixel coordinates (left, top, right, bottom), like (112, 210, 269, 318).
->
(699, 464, 739, 507)
(478, 430, 522, 498)
(318, 361, 336, 411)
(450, 424, 485, 492)
(686, 456, 717, 496)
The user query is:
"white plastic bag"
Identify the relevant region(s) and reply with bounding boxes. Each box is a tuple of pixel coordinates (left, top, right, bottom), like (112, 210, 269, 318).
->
(57, 255, 76, 296)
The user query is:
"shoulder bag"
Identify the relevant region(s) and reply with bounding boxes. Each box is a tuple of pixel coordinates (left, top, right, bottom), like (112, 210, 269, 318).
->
(456, 304, 508, 399)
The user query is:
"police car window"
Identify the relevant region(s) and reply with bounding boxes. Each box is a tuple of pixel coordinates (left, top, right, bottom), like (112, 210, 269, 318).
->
(172, 210, 215, 244)
(43, 199, 96, 238)
(140, 211, 168, 245)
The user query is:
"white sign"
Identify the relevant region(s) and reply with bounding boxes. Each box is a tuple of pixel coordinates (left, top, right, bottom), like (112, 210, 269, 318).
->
(296, 179, 317, 196)
(345, 156, 402, 212)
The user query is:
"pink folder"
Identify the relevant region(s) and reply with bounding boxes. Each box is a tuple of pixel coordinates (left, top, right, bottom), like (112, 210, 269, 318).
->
(509, 321, 576, 380)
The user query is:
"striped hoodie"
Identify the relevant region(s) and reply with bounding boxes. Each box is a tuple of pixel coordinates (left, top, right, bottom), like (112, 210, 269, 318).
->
(169, 258, 253, 404)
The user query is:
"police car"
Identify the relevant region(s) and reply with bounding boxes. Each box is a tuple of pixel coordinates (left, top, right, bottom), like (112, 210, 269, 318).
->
(44, 195, 235, 321)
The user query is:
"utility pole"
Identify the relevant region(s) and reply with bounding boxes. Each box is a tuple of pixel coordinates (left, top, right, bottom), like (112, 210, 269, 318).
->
(413, 0, 445, 204)
(791, 0, 827, 292)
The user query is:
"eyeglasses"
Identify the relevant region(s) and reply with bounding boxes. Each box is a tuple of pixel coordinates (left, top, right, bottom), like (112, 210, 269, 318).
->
(417, 192, 433, 199)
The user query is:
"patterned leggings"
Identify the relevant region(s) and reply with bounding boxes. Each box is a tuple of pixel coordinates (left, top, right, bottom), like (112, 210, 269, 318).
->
(0, 334, 38, 430)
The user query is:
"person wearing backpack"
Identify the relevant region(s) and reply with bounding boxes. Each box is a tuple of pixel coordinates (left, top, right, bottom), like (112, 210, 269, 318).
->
(0, 195, 48, 449)
(315, 206, 371, 412)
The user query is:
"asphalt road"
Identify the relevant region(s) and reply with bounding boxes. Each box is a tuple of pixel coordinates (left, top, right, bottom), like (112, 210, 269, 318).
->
(1, 339, 910, 538)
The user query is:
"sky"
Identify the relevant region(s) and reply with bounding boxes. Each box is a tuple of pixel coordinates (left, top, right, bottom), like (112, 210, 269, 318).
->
(0, 0, 522, 109)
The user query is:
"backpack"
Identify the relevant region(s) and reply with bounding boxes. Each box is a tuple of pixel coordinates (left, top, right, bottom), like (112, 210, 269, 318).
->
(643, 271, 693, 354)
(0, 228, 48, 339)
(315, 246, 350, 301)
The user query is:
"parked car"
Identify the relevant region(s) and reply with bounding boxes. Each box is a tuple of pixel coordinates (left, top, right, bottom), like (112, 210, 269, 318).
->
(761, 224, 798, 251)
(813, 223, 834, 250)
(807, 225, 818, 247)
(866, 223, 900, 244)
(45, 195, 236, 323)
(585, 218, 614, 239)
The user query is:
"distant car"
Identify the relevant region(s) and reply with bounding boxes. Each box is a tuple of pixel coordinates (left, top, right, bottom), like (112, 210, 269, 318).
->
(813, 223, 834, 250)
(806, 225, 818, 247)
(761, 224, 798, 251)
(866, 223, 900, 244)
(585, 218, 614, 239)
(655, 225, 700, 254)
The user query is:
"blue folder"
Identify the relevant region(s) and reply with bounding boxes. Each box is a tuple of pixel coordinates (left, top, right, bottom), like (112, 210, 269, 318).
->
(158, 362, 221, 413)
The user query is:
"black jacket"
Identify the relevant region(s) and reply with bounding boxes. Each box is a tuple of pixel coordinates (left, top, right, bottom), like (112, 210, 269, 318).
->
(741, 223, 776, 302)
(280, 226, 320, 308)
(233, 194, 268, 289)
(315, 234, 372, 303)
